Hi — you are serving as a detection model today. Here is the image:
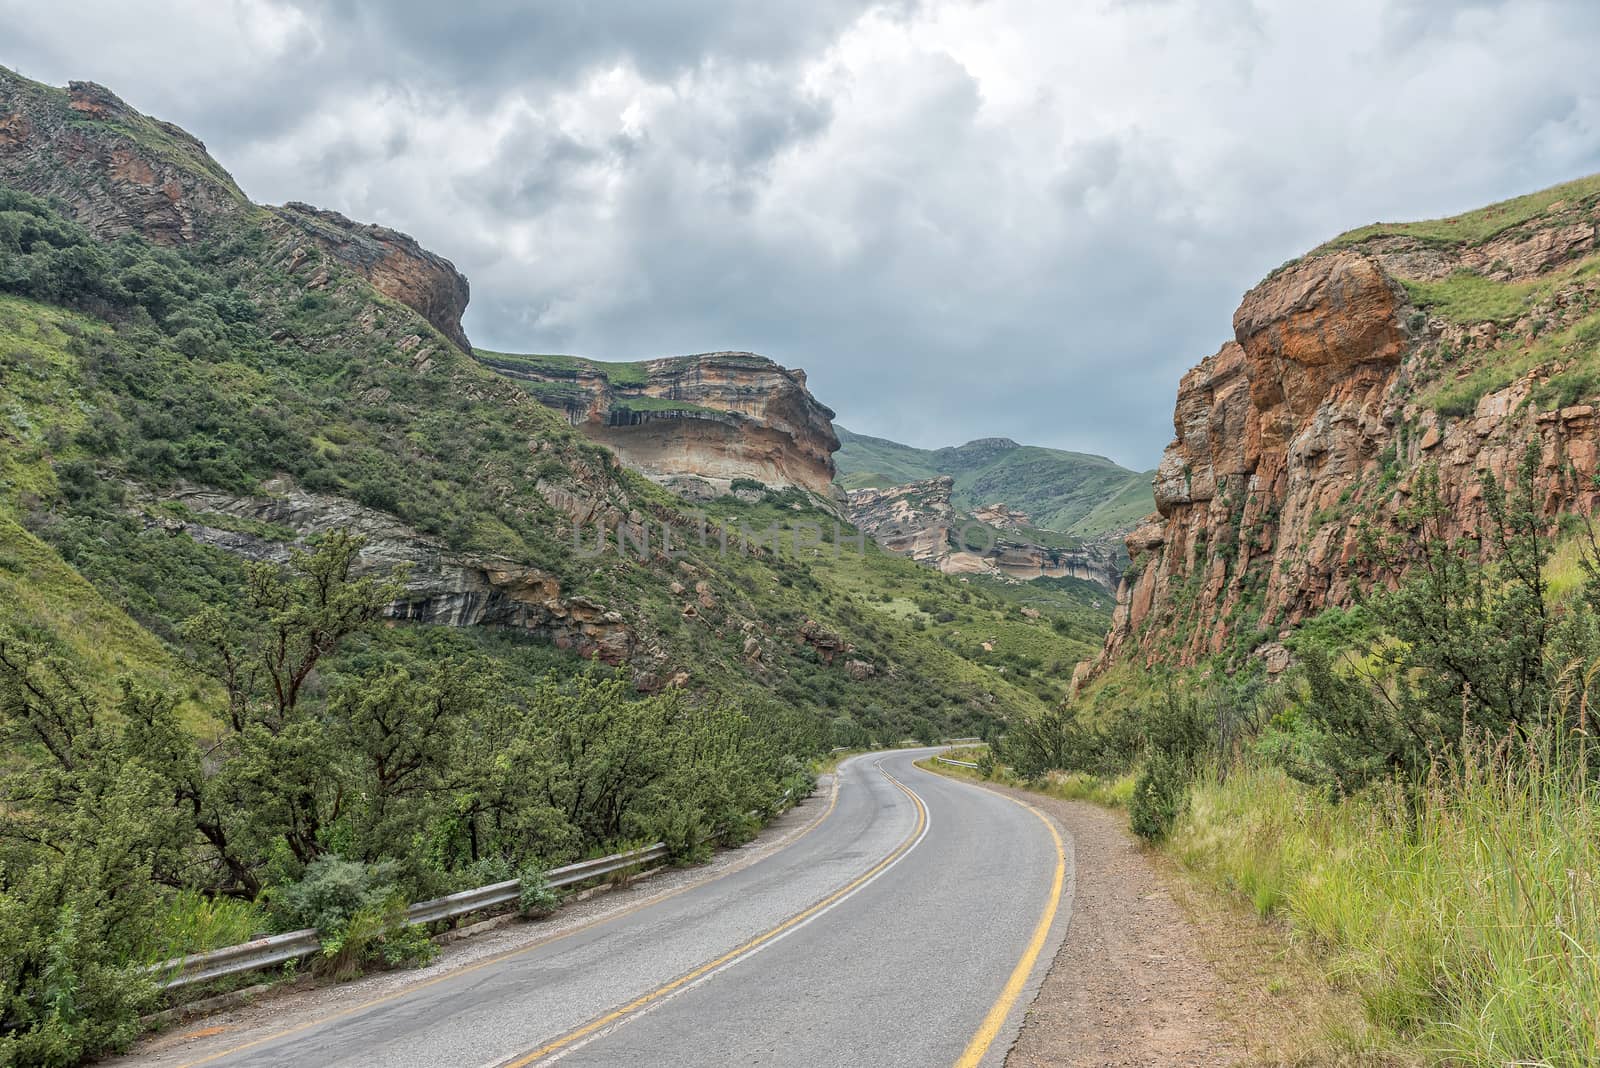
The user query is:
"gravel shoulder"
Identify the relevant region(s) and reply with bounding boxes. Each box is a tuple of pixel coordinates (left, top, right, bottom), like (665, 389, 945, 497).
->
(933, 766, 1372, 1067)
(111, 775, 839, 1066)
(981, 781, 1241, 1068)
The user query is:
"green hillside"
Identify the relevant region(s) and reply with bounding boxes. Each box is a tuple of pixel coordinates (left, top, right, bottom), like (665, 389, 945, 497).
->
(835, 427, 1154, 536)
(0, 71, 1122, 1060)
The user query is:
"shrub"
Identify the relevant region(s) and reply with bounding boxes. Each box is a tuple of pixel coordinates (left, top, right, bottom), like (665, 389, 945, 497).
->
(275, 856, 433, 980)
(276, 855, 401, 935)
(1128, 751, 1187, 842)
(517, 867, 561, 918)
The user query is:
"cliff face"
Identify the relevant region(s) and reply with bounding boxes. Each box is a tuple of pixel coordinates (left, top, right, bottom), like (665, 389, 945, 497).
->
(273, 202, 472, 352)
(1101, 177, 1600, 671)
(0, 69, 472, 351)
(481, 350, 841, 497)
(846, 477, 1120, 588)
(148, 479, 635, 663)
(0, 75, 245, 243)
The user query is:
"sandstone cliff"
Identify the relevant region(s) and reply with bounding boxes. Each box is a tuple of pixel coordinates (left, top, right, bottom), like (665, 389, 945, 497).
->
(1100, 175, 1600, 672)
(0, 68, 472, 351)
(846, 477, 1120, 589)
(480, 350, 841, 497)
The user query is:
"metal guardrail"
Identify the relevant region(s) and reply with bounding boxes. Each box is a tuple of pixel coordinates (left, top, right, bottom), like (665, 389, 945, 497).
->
(149, 841, 674, 990)
(936, 756, 981, 769)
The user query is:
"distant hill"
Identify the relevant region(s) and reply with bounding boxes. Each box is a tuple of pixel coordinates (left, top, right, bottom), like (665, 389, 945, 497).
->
(834, 428, 1154, 539)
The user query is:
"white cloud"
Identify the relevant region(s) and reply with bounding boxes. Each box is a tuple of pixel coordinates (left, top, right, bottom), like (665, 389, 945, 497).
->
(4, 0, 1598, 466)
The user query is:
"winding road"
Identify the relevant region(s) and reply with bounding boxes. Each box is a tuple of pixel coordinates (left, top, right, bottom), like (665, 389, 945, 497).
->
(123, 749, 1073, 1068)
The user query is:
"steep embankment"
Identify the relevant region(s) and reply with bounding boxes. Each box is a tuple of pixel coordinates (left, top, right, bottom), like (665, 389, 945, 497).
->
(478, 350, 840, 497)
(1099, 174, 1600, 673)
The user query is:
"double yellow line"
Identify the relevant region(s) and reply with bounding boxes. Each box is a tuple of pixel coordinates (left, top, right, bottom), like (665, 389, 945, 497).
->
(498, 763, 930, 1066)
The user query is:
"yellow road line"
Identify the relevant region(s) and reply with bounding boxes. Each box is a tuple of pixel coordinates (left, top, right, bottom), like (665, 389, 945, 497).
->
(500, 764, 929, 1067)
(169, 773, 843, 1068)
(945, 777, 1068, 1068)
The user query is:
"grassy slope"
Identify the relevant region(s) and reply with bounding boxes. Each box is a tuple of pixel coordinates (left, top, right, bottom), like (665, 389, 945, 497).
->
(1307, 173, 1600, 419)
(0, 296, 205, 708)
(832, 427, 942, 488)
(835, 427, 1155, 538)
(1320, 172, 1600, 251)
(1, 231, 1080, 748)
(694, 490, 1105, 717)
(474, 349, 656, 387)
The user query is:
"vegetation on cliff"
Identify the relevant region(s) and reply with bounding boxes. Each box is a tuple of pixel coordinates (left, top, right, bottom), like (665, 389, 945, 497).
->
(1019, 175, 1600, 1066)
(1005, 448, 1600, 1064)
(1105, 171, 1600, 673)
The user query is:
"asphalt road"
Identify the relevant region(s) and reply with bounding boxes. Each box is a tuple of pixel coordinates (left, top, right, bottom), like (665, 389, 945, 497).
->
(134, 749, 1071, 1068)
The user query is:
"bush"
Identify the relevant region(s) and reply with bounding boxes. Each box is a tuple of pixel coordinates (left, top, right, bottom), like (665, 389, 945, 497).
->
(517, 867, 561, 918)
(318, 897, 434, 982)
(1128, 751, 1187, 842)
(275, 856, 433, 980)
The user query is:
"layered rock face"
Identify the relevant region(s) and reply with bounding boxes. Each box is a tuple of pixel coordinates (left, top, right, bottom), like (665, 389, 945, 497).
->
(148, 479, 635, 663)
(273, 202, 472, 352)
(0, 69, 472, 352)
(483, 351, 841, 496)
(1101, 185, 1600, 671)
(0, 74, 246, 243)
(846, 477, 1120, 589)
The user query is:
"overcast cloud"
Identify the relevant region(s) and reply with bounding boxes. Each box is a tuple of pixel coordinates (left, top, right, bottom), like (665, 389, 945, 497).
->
(4, 0, 1598, 467)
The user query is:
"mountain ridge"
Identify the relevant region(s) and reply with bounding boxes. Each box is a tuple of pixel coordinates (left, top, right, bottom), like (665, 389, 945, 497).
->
(835, 425, 1155, 538)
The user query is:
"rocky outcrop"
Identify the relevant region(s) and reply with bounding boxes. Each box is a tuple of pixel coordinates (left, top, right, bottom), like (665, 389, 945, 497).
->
(483, 351, 840, 497)
(843, 478, 957, 566)
(845, 477, 1120, 589)
(0, 71, 246, 243)
(1099, 181, 1600, 670)
(273, 202, 472, 352)
(0, 69, 472, 351)
(146, 478, 635, 663)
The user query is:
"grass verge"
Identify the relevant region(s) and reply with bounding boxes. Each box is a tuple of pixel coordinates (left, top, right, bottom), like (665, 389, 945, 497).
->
(1171, 740, 1600, 1067)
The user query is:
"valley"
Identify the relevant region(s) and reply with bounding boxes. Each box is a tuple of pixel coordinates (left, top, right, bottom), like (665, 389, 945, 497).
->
(5, 32, 1600, 1068)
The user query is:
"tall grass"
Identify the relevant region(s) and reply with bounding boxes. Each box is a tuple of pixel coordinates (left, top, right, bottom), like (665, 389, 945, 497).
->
(1171, 733, 1600, 1066)
(135, 890, 269, 967)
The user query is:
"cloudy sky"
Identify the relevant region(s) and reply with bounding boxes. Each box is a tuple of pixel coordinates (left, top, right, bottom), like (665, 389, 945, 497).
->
(5, 1, 1599, 467)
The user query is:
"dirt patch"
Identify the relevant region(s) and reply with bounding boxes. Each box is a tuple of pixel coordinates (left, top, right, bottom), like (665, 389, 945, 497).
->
(986, 782, 1240, 1067)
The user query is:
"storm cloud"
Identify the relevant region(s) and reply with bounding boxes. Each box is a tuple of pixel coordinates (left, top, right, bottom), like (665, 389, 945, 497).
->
(3, 0, 1598, 466)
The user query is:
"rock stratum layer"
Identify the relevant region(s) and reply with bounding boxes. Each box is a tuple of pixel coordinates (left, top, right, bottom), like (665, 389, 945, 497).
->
(150, 479, 635, 663)
(1100, 177, 1600, 672)
(0, 69, 472, 351)
(846, 477, 1120, 589)
(480, 350, 841, 497)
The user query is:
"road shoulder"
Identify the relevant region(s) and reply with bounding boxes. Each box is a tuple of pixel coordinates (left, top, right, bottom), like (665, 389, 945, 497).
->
(926, 764, 1374, 1067)
(982, 781, 1240, 1068)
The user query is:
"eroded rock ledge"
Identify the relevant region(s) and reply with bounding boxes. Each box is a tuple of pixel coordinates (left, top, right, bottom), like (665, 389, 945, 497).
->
(145, 478, 635, 664)
(481, 351, 841, 497)
(845, 477, 1120, 589)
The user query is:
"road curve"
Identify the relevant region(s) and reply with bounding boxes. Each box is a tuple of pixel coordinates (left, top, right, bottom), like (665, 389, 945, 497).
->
(128, 749, 1072, 1068)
